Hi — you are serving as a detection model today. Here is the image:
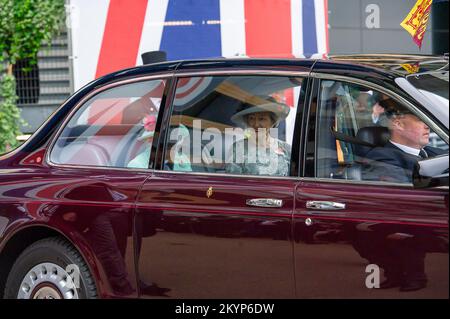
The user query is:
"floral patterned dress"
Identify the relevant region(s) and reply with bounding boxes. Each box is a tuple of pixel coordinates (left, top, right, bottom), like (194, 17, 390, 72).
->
(225, 137, 291, 177)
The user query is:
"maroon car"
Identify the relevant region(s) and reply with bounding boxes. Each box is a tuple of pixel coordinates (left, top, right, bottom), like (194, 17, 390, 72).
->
(0, 55, 448, 299)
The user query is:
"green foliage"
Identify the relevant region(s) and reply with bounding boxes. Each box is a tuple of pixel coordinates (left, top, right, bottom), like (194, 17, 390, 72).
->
(0, 0, 65, 153)
(0, 0, 66, 64)
(0, 74, 21, 153)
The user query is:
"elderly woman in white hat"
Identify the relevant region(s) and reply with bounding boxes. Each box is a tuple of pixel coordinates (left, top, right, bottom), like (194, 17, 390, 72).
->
(226, 96, 291, 176)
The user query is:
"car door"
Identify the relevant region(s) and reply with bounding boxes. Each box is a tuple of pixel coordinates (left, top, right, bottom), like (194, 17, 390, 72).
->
(45, 77, 169, 298)
(135, 72, 310, 298)
(293, 77, 449, 298)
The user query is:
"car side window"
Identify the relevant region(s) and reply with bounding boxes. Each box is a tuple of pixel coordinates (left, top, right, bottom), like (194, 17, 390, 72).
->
(162, 76, 305, 177)
(316, 80, 449, 183)
(50, 79, 165, 168)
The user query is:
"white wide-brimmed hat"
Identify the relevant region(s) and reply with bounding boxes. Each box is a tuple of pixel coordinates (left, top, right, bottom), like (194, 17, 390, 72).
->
(231, 100, 290, 128)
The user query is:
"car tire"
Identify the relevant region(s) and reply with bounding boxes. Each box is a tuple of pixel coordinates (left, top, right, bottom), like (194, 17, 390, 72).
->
(4, 237, 97, 299)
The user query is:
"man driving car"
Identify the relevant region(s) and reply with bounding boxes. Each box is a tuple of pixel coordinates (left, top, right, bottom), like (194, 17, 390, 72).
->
(363, 98, 446, 183)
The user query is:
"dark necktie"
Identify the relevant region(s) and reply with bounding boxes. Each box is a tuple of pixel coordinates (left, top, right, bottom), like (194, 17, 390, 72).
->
(419, 148, 429, 159)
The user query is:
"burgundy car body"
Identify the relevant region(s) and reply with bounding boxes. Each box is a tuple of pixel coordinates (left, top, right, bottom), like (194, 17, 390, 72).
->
(0, 56, 448, 298)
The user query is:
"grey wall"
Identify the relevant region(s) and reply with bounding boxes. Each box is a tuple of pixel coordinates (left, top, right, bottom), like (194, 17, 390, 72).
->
(328, 0, 436, 54)
(21, 30, 72, 133)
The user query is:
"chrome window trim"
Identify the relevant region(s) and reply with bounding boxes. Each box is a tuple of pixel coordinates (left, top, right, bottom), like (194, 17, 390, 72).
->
(310, 72, 449, 144)
(45, 162, 156, 174)
(174, 70, 311, 78)
(300, 177, 450, 191)
(299, 177, 416, 189)
(152, 169, 301, 181)
(46, 73, 174, 170)
(153, 170, 394, 184)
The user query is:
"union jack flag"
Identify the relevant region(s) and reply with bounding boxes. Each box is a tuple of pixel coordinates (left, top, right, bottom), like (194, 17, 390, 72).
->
(69, 0, 329, 91)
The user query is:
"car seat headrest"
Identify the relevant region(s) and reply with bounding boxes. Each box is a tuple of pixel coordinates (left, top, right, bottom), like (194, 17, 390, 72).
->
(356, 126, 390, 147)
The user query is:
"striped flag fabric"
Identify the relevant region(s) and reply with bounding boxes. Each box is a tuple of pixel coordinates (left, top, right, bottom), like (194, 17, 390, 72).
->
(69, 0, 329, 91)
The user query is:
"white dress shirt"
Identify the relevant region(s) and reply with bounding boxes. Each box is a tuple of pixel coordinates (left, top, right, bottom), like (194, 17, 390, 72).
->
(390, 140, 420, 156)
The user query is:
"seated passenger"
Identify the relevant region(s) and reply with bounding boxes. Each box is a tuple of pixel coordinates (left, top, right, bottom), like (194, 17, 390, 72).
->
(225, 97, 291, 176)
(127, 114, 156, 169)
(356, 92, 389, 128)
(167, 124, 192, 172)
(363, 99, 446, 183)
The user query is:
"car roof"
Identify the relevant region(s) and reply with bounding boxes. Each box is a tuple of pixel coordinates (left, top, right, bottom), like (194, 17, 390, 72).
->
(102, 54, 448, 85)
(327, 54, 449, 77)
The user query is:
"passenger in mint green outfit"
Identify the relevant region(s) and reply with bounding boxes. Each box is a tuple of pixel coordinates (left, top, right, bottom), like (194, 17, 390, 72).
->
(127, 145, 152, 169)
(127, 114, 156, 169)
(128, 117, 192, 171)
(167, 124, 192, 172)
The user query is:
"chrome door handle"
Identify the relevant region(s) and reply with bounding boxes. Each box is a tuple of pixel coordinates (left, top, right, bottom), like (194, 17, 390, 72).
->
(306, 201, 346, 210)
(246, 198, 284, 208)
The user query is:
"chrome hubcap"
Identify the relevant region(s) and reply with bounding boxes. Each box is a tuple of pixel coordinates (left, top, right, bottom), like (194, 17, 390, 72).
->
(18, 263, 79, 299)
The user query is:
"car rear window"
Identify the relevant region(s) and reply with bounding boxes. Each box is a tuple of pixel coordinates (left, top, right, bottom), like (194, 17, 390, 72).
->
(50, 79, 166, 168)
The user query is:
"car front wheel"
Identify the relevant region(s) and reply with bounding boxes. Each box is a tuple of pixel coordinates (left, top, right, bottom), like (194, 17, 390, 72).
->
(4, 237, 97, 299)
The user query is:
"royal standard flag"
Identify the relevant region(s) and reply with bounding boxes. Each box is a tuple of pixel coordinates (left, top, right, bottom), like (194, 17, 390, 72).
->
(401, 63, 421, 74)
(401, 0, 433, 49)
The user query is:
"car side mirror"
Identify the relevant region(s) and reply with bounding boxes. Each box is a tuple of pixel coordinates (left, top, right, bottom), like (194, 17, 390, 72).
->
(413, 154, 449, 188)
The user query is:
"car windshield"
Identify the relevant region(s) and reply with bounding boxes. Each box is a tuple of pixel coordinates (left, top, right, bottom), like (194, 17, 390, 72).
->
(407, 70, 449, 109)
